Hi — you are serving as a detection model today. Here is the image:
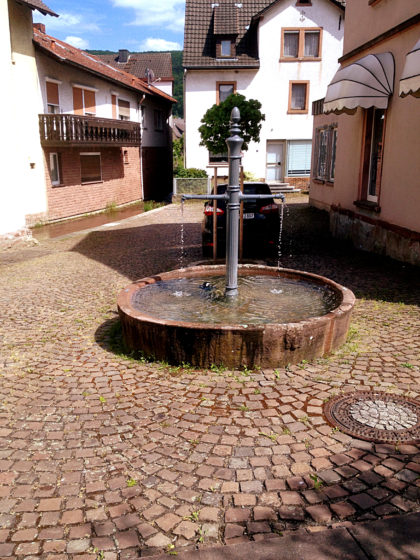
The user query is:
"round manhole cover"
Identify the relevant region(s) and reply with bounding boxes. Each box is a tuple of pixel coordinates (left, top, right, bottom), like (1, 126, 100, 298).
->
(324, 392, 420, 444)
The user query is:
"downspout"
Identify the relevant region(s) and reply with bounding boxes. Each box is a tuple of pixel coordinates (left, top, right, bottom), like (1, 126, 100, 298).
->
(138, 94, 146, 200)
(183, 68, 187, 167)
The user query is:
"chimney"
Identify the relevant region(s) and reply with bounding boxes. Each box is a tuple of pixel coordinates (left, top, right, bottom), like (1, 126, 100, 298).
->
(118, 49, 129, 63)
(34, 23, 46, 33)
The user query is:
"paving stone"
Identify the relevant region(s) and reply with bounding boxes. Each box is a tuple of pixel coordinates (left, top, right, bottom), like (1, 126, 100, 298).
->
(306, 505, 332, 523)
(330, 502, 356, 519)
(1, 201, 420, 553)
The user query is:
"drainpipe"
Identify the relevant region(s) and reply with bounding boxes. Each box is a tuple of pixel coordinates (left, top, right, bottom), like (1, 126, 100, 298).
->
(138, 94, 146, 200)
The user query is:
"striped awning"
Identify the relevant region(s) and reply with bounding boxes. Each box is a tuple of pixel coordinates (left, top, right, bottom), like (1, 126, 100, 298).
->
(324, 52, 395, 114)
(400, 39, 420, 98)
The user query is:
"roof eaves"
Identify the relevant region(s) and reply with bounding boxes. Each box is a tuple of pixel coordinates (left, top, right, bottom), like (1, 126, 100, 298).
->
(17, 0, 58, 17)
(33, 38, 176, 103)
(252, 0, 344, 22)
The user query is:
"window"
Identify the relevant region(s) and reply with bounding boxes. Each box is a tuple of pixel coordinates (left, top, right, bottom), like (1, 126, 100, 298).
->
(73, 87, 96, 116)
(313, 125, 337, 182)
(154, 109, 164, 131)
(287, 140, 312, 176)
(281, 28, 322, 61)
(329, 128, 337, 181)
(49, 152, 61, 186)
(216, 81, 236, 104)
(288, 81, 309, 113)
(46, 80, 60, 114)
(209, 152, 228, 164)
(118, 99, 130, 121)
(360, 108, 385, 202)
(221, 40, 232, 57)
(80, 153, 101, 183)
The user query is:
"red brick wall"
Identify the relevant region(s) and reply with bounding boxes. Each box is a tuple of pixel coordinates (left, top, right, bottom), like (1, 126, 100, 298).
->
(285, 176, 310, 189)
(43, 146, 142, 221)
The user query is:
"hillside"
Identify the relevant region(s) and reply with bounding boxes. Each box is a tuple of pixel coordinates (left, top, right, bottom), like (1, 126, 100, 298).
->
(87, 50, 184, 118)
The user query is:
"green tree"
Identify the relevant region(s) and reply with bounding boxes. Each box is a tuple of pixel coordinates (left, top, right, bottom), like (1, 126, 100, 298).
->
(199, 94, 265, 154)
(173, 136, 184, 169)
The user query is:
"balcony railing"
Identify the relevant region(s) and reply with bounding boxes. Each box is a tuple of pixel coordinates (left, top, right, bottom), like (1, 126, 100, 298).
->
(39, 113, 141, 147)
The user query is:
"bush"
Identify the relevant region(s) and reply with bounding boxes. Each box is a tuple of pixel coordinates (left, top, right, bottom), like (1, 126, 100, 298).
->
(174, 167, 208, 178)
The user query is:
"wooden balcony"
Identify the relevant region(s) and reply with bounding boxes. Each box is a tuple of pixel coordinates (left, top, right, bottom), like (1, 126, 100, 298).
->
(39, 113, 141, 147)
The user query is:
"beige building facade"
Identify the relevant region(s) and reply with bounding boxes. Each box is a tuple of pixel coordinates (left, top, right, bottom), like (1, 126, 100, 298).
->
(309, 0, 420, 265)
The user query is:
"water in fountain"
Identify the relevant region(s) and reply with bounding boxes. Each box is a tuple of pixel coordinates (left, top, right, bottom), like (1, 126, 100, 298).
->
(277, 200, 285, 268)
(179, 199, 186, 269)
(131, 273, 340, 325)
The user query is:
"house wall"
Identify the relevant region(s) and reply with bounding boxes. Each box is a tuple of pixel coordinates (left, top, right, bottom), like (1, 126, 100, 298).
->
(184, 0, 343, 179)
(36, 50, 171, 150)
(309, 15, 420, 265)
(42, 146, 141, 222)
(342, 0, 419, 56)
(0, 0, 46, 236)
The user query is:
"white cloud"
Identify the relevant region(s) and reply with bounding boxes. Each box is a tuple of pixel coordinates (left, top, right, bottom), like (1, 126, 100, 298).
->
(65, 36, 90, 49)
(139, 38, 182, 51)
(34, 12, 101, 33)
(112, 0, 185, 32)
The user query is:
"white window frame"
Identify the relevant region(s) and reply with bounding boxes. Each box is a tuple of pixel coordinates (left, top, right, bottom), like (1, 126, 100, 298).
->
(49, 152, 61, 186)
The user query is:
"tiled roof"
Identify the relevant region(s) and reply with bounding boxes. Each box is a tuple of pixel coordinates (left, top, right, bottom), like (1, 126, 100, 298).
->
(17, 0, 58, 17)
(214, 2, 239, 35)
(33, 28, 176, 103)
(184, 0, 345, 69)
(184, 0, 273, 68)
(96, 52, 174, 82)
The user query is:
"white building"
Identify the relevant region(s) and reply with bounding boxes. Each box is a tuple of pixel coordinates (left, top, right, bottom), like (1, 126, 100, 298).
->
(0, 0, 57, 237)
(183, 0, 345, 187)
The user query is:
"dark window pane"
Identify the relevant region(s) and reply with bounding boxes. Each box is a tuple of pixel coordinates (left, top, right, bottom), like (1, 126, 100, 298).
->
(81, 154, 101, 183)
(219, 84, 234, 102)
(304, 31, 319, 57)
(291, 83, 307, 110)
(284, 32, 299, 57)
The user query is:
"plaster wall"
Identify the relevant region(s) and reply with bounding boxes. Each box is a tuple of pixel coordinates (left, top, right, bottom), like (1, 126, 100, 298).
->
(0, 1, 46, 236)
(343, 0, 420, 56)
(36, 51, 170, 149)
(184, 0, 343, 178)
(314, 27, 420, 234)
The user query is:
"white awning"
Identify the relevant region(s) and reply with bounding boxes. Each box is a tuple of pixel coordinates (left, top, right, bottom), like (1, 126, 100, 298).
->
(400, 39, 420, 98)
(324, 53, 395, 114)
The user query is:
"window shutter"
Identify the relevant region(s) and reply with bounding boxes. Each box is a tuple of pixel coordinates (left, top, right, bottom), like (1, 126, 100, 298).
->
(288, 140, 312, 176)
(46, 82, 59, 106)
(111, 95, 117, 119)
(84, 90, 96, 115)
(118, 99, 130, 119)
(73, 87, 83, 115)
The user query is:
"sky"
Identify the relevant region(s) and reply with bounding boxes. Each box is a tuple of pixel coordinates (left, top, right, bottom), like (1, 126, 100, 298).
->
(35, 0, 185, 52)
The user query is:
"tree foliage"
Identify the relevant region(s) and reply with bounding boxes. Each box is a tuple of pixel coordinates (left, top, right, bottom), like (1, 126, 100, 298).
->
(199, 94, 265, 154)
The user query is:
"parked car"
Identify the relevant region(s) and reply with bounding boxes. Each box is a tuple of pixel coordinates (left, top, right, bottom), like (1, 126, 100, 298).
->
(201, 182, 281, 257)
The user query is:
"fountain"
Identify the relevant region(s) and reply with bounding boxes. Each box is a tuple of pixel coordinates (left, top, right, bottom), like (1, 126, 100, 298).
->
(117, 109, 355, 368)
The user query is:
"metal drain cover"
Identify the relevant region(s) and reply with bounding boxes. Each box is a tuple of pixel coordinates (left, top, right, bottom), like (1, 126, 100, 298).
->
(324, 392, 420, 443)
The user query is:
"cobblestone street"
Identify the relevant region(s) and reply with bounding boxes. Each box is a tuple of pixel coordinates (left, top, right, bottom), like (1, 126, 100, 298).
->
(0, 199, 419, 558)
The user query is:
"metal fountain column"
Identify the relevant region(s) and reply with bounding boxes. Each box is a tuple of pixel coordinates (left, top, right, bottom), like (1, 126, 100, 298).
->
(181, 107, 285, 297)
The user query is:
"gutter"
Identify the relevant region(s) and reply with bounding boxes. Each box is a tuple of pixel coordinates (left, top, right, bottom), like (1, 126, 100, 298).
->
(34, 41, 176, 104)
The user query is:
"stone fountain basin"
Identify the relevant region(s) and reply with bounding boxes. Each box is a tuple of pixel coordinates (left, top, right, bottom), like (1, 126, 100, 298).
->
(117, 264, 355, 369)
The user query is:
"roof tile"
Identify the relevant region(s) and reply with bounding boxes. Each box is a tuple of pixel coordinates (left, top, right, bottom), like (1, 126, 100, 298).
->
(33, 28, 176, 103)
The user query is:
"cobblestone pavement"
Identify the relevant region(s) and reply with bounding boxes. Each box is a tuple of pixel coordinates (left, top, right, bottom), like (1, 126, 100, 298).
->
(0, 199, 419, 559)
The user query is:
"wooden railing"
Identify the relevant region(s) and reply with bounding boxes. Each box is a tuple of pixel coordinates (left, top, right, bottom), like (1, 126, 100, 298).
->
(39, 114, 141, 146)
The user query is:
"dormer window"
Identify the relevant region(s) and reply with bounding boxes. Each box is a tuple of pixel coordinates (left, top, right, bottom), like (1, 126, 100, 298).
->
(221, 40, 232, 57)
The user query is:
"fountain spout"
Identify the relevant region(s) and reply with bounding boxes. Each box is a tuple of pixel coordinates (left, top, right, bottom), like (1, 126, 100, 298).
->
(180, 107, 285, 297)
